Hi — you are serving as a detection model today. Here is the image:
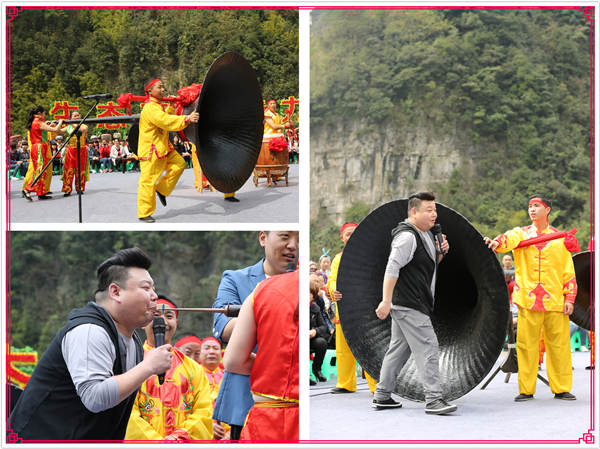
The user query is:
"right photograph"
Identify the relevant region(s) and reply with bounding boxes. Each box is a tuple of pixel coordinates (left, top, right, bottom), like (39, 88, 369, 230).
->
(309, 8, 594, 442)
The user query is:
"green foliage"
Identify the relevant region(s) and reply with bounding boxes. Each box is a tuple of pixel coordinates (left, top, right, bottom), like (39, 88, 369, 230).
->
(9, 9, 298, 137)
(311, 10, 591, 253)
(9, 232, 265, 354)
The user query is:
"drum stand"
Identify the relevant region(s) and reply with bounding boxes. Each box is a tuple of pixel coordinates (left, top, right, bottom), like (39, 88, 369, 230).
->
(480, 318, 549, 389)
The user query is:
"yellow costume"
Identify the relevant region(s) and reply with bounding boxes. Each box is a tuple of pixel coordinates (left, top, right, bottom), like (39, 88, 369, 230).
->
(263, 109, 283, 138)
(495, 224, 576, 395)
(125, 343, 213, 440)
(137, 98, 190, 218)
(328, 252, 378, 393)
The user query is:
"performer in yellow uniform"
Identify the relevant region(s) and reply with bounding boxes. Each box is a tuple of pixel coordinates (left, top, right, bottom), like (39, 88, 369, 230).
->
(125, 297, 213, 441)
(137, 78, 199, 222)
(328, 222, 378, 394)
(484, 194, 578, 401)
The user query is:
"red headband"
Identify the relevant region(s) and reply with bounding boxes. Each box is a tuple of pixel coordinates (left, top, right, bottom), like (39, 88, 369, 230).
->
(340, 222, 358, 239)
(174, 335, 202, 348)
(145, 78, 161, 93)
(529, 198, 550, 209)
(157, 298, 177, 317)
(200, 336, 222, 348)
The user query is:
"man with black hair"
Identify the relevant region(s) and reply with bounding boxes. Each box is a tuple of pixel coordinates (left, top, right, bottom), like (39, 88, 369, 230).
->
(137, 78, 199, 223)
(484, 194, 578, 402)
(372, 192, 457, 415)
(10, 247, 173, 440)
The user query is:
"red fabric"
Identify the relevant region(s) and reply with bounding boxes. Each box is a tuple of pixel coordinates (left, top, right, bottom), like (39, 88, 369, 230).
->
(145, 78, 162, 92)
(29, 116, 44, 144)
(250, 271, 299, 402)
(340, 222, 358, 238)
(268, 136, 288, 153)
(240, 405, 299, 441)
(200, 336, 221, 348)
(174, 335, 202, 348)
(99, 144, 111, 158)
(529, 197, 550, 209)
(62, 146, 88, 194)
(515, 228, 577, 249)
(25, 142, 50, 195)
(157, 298, 178, 316)
(563, 233, 581, 253)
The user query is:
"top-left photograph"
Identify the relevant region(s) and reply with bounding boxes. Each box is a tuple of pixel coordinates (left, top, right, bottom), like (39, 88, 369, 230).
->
(7, 8, 299, 223)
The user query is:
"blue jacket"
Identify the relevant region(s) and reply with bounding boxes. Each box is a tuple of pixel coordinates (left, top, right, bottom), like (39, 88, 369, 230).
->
(212, 259, 266, 426)
(212, 259, 266, 341)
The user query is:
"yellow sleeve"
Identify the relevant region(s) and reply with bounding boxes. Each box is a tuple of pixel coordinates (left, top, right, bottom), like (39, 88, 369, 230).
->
(125, 390, 164, 440)
(180, 361, 214, 440)
(327, 253, 341, 298)
(145, 102, 189, 132)
(561, 247, 577, 303)
(495, 227, 526, 253)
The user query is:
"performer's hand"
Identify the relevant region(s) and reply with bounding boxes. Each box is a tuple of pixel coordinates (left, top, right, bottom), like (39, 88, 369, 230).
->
(309, 329, 317, 339)
(564, 302, 574, 315)
(332, 290, 342, 302)
(143, 343, 173, 375)
(213, 421, 226, 440)
(375, 300, 391, 320)
(483, 237, 499, 250)
(187, 112, 200, 123)
(440, 234, 449, 254)
(163, 434, 179, 441)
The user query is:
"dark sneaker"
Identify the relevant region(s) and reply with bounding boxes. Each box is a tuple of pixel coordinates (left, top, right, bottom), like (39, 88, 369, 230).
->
(310, 378, 317, 386)
(425, 399, 457, 415)
(554, 392, 576, 400)
(330, 387, 354, 394)
(157, 191, 167, 207)
(224, 196, 240, 202)
(372, 398, 402, 409)
(139, 216, 156, 223)
(514, 393, 534, 402)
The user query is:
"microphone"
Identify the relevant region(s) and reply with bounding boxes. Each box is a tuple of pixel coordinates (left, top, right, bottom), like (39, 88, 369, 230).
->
(431, 223, 447, 256)
(286, 261, 297, 272)
(83, 93, 112, 100)
(152, 317, 166, 385)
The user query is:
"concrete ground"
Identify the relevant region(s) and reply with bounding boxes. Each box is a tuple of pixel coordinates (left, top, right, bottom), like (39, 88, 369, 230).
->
(310, 351, 594, 443)
(9, 164, 299, 224)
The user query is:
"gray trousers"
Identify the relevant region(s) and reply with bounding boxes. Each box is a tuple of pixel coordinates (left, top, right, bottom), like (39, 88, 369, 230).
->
(374, 306, 443, 403)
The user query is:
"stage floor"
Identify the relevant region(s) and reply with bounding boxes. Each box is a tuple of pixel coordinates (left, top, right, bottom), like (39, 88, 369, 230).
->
(310, 350, 594, 442)
(9, 164, 299, 224)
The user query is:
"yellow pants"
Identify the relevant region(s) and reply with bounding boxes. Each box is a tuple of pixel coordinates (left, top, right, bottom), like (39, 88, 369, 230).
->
(335, 323, 377, 393)
(517, 307, 572, 395)
(138, 151, 186, 218)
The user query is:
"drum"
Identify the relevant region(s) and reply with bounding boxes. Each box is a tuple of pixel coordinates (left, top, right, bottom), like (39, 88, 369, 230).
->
(253, 136, 289, 186)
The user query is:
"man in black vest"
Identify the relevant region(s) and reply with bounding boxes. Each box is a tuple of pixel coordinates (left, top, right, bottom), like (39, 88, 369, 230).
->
(372, 192, 457, 415)
(9, 247, 173, 441)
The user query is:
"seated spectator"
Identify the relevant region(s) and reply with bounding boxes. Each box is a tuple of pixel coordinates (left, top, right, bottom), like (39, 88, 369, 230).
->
(10, 141, 29, 179)
(310, 276, 329, 383)
(119, 139, 137, 172)
(125, 296, 213, 441)
(310, 273, 335, 336)
(99, 140, 112, 172)
(309, 261, 318, 273)
(110, 139, 123, 172)
(88, 141, 101, 173)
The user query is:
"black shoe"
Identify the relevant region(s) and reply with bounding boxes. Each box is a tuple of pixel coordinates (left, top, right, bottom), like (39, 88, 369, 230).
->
(425, 399, 457, 414)
(224, 196, 240, 202)
(554, 392, 576, 401)
(38, 194, 52, 200)
(157, 192, 167, 207)
(310, 379, 317, 386)
(372, 398, 402, 410)
(313, 371, 327, 382)
(330, 387, 354, 394)
(514, 394, 534, 402)
(139, 216, 156, 223)
(22, 191, 32, 202)
(63, 193, 71, 197)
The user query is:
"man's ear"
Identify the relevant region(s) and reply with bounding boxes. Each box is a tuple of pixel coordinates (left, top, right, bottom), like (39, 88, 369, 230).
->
(258, 231, 267, 248)
(107, 283, 122, 303)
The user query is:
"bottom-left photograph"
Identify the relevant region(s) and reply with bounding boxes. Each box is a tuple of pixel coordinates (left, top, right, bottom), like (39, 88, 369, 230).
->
(6, 230, 299, 443)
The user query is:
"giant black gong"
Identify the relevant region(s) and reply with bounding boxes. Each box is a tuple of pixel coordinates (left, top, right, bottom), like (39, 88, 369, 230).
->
(337, 200, 509, 402)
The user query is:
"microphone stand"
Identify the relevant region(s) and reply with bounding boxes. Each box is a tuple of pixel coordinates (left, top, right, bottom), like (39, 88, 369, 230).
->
(29, 100, 99, 223)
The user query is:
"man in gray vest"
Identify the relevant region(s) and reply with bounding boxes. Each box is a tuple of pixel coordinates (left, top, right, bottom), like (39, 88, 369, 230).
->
(372, 192, 457, 415)
(9, 247, 173, 440)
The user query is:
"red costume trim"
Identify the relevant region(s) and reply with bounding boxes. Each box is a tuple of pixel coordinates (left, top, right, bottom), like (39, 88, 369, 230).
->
(200, 336, 221, 348)
(145, 78, 161, 93)
(157, 298, 178, 317)
(340, 222, 358, 239)
(529, 197, 550, 209)
(515, 228, 578, 249)
(175, 335, 203, 348)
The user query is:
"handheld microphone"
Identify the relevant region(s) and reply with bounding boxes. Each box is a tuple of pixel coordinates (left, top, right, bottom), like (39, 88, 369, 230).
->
(286, 261, 297, 272)
(152, 317, 166, 385)
(83, 93, 112, 100)
(431, 223, 447, 256)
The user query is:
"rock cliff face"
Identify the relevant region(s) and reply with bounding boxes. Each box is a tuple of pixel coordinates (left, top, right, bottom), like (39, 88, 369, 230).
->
(310, 122, 473, 221)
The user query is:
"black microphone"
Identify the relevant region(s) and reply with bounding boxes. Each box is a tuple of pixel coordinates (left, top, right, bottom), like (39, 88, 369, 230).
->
(286, 261, 297, 272)
(83, 93, 112, 100)
(431, 223, 447, 256)
(152, 317, 166, 385)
